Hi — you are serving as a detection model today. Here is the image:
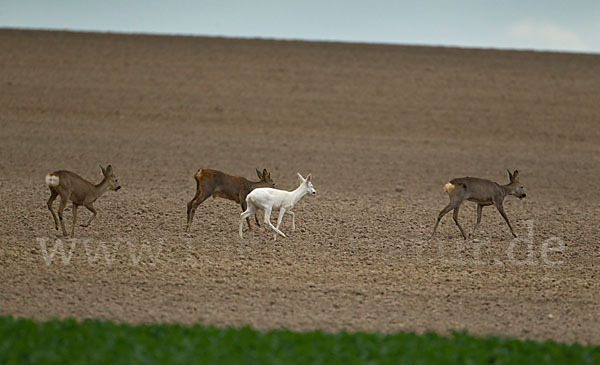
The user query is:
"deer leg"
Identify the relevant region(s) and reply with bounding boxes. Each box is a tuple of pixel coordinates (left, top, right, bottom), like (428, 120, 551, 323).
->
(186, 190, 210, 232)
(471, 204, 483, 237)
(240, 195, 261, 228)
(82, 203, 97, 227)
(47, 190, 59, 230)
(57, 195, 68, 236)
(254, 213, 261, 227)
(264, 207, 286, 238)
(71, 203, 79, 237)
(452, 206, 467, 240)
(239, 204, 256, 239)
(430, 201, 461, 239)
(241, 200, 253, 231)
(287, 210, 296, 231)
(495, 202, 517, 238)
(274, 208, 286, 241)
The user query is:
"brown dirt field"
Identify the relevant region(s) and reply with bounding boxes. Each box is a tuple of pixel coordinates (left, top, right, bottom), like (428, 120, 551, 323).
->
(0, 29, 599, 344)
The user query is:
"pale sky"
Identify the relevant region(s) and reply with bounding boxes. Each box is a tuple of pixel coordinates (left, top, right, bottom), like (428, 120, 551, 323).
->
(2, 0, 600, 54)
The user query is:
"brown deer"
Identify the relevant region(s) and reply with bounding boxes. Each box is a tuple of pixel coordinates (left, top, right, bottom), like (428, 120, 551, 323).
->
(430, 170, 526, 240)
(186, 168, 275, 232)
(46, 165, 121, 236)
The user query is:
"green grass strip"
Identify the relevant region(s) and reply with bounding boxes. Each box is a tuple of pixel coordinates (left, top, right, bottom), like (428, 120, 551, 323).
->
(0, 316, 598, 364)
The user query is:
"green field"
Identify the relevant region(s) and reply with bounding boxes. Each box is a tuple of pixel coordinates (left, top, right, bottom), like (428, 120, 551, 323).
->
(0, 316, 597, 364)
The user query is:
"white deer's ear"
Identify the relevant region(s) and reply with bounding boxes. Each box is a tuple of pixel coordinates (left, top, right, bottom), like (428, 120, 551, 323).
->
(297, 173, 305, 182)
(306, 174, 312, 182)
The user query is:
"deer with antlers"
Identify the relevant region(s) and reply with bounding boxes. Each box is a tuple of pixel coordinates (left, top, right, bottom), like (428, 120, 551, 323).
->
(186, 168, 275, 232)
(430, 170, 526, 239)
(45, 165, 121, 236)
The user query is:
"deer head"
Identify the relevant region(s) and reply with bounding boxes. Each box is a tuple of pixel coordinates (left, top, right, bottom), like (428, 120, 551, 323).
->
(297, 173, 316, 196)
(256, 168, 275, 188)
(507, 169, 525, 199)
(100, 165, 121, 191)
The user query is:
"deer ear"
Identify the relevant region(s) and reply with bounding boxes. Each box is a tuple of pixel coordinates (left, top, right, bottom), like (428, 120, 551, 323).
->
(100, 165, 106, 175)
(262, 169, 268, 177)
(306, 174, 312, 183)
(256, 169, 263, 179)
(106, 165, 112, 172)
(297, 173, 305, 182)
(512, 170, 519, 182)
(507, 169, 513, 182)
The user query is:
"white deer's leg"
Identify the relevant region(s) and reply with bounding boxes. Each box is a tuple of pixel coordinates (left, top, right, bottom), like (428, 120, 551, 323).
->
(287, 210, 295, 231)
(274, 208, 286, 241)
(239, 205, 256, 239)
(263, 206, 272, 230)
(264, 206, 286, 238)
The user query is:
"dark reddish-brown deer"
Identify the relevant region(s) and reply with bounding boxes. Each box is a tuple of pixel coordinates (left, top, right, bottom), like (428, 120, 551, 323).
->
(430, 170, 526, 239)
(185, 168, 275, 232)
(46, 165, 121, 236)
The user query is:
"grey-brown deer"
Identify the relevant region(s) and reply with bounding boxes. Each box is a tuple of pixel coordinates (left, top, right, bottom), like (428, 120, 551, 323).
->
(430, 170, 526, 239)
(185, 168, 275, 232)
(46, 165, 121, 236)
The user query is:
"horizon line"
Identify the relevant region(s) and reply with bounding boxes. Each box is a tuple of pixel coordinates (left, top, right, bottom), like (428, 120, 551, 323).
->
(2, 26, 598, 57)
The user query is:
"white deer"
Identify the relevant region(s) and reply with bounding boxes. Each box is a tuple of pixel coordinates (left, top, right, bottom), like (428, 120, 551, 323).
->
(239, 173, 316, 240)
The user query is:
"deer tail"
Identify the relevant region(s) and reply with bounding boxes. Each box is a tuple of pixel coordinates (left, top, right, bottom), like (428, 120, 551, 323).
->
(443, 182, 455, 194)
(45, 173, 60, 187)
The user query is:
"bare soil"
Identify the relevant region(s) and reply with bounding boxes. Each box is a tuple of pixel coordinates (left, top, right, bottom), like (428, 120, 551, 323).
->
(0, 29, 599, 344)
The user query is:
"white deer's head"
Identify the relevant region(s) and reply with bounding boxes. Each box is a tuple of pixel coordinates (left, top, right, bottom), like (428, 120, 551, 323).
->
(297, 173, 316, 196)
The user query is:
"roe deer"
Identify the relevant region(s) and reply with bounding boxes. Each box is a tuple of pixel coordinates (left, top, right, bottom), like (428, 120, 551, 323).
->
(239, 173, 316, 241)
(186, 168, 275, 232)
(430, 170, 526, 240)
(46, 165, 121, 236)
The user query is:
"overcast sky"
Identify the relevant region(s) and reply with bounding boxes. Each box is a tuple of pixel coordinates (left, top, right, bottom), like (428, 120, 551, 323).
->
(2, 0, 599, 54)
